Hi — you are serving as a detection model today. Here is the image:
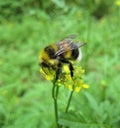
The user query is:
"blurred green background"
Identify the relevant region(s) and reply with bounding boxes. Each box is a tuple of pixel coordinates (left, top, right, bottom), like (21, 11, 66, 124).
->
(0, 0, 120, 128)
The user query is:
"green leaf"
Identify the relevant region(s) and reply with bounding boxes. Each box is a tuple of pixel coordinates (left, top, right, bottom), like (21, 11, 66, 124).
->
(59, 112, 108, 128)
(84, 92, 98, 112)
(60, 111, 87, 123)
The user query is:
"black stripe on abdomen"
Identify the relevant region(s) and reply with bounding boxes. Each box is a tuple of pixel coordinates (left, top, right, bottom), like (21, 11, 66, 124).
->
(71, 49, 79, 60)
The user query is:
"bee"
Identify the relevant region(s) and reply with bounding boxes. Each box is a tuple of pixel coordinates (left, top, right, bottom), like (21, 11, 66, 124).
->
(39, 35, 86, 81)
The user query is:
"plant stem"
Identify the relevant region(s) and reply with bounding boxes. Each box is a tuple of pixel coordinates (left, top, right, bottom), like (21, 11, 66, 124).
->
(65, 90, 74, 113)
(64, 85, 74, 128)
(52, 82, 61, 128)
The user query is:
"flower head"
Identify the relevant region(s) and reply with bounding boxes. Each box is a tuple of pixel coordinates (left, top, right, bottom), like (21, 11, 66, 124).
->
(40, 63, 89, 92)
(62, 65, 89, 92)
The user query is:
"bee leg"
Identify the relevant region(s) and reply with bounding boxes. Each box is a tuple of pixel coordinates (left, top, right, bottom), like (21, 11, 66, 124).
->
(69, 62, 74, 77)
(55, 69, 60, 81)
(60, 60, 74, 77)
(55, 63, 62, 81)
(40, 62, 50, 75)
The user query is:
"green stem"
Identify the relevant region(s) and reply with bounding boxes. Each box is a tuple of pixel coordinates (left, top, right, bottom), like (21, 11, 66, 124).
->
(65, 90, 74, 113)
(52, 82, 61, 128)
(64, 85, 74, 128)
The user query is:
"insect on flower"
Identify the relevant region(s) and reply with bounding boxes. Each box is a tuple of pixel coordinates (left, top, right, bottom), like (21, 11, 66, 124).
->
(39, 34, 86, 81)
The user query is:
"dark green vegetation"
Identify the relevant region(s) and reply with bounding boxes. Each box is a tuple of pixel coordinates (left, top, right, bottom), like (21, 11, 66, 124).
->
(0, 0, 120, 128)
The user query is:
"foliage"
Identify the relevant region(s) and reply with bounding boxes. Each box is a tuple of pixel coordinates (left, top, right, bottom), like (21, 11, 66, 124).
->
(0, 1, 120, 128)
(0, 0, 115, 22)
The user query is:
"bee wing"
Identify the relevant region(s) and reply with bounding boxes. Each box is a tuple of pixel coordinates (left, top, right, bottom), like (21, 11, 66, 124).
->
(65, 34, 77, 40)
(75, 42, 86, 48)
(55, 42, 86, 56)
(59, 34, 77, 43)
(55, 35, 77, 56)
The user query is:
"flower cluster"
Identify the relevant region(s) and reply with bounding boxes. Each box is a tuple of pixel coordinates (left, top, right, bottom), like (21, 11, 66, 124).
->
(40, 63, 89, 92)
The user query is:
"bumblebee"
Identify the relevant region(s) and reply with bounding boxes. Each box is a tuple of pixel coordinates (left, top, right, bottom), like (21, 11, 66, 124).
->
(39, 35, 86, 81)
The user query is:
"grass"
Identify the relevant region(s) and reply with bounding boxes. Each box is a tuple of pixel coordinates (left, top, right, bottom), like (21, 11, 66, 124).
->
(0, 9, 120, 128)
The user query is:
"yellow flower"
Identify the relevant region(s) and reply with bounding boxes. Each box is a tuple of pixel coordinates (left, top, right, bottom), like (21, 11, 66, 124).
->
(82, 84, 89, 89)
(115, 0, 120, 6)
(63, 65, 70, 73)
(39, 60, 89, 92)
(75, 86, 81, 92)
(63, 66, 89, 92)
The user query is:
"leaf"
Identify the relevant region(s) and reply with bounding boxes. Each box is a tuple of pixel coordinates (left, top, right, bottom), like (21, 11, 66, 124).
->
(84, 92, 99, 112)
(59, 112, 108, 128)
(60, 111, 87, 123)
